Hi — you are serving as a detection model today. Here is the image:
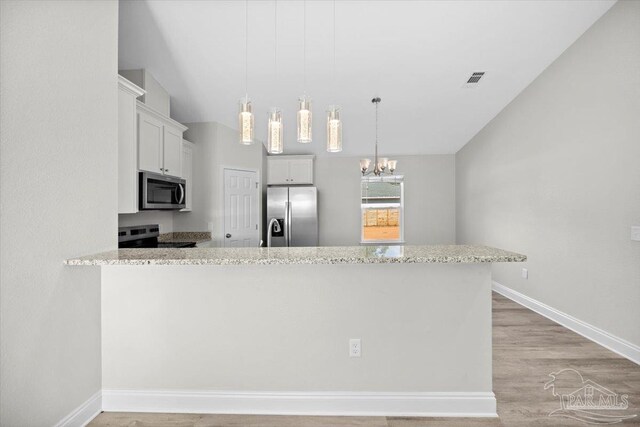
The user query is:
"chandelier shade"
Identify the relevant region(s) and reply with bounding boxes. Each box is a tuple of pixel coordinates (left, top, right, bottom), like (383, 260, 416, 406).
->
(360, 158, 371, 174)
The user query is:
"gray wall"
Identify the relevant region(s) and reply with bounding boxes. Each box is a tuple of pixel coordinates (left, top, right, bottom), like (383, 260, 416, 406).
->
(102, 263, 493, 394)
(0, 1, 118, 425)
(316, 155, 456, 246)
(456, 0, 640, 347)
(173, 122, 265, 242)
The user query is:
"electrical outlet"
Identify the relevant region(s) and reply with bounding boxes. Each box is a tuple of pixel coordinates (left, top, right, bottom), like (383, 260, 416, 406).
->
(632, 226, 640, 242)
(349, 339, 361, 358)
(521, 268, 528, 279)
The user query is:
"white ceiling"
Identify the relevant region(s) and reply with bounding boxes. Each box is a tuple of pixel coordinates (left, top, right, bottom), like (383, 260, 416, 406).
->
(119, 0, 615, 157)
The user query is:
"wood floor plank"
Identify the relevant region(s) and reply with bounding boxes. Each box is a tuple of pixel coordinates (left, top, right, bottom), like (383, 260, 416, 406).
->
(89, 292, 640, 426)
(386, 417, 504, 427)
(89, 414, 389, 427)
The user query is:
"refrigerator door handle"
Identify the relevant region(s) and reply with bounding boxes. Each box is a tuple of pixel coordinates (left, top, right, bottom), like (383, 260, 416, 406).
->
(288, 200, 293, 247)
(284, 201, 290, 246)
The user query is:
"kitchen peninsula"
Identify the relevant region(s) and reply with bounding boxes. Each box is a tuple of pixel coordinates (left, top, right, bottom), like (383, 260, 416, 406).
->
(66, 245, 525, 417)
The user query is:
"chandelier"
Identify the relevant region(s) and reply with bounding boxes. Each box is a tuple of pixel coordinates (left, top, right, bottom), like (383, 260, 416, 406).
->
(360, 97, 397, 176)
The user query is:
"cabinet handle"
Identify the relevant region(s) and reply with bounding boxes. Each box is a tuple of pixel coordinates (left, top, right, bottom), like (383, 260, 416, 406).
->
(165, 169, 169, 172)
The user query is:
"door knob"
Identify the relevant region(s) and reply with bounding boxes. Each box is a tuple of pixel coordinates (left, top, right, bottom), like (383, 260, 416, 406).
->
(226, 233, 232, 238)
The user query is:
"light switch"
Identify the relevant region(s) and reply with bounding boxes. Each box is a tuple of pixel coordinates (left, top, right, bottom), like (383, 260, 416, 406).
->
(632, 226, 640, 242)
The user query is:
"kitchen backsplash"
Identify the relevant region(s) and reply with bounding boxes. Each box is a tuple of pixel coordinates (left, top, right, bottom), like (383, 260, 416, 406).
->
(118, 211, 174, 234)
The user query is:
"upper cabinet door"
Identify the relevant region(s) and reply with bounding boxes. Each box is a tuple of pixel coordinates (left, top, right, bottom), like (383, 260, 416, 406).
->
(288, 158, 313, 184)
(267, 158, 290, 185)
(138, 111, 164, 174)
(181, 140, 194, 212)
(163, 125, 183, 177)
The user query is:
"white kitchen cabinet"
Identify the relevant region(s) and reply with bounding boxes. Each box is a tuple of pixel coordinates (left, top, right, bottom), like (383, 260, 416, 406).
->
(138, 110, 164, 174)
(180, 140, 194, 212)
(267, 155, 314, 185)
(118, 76, 145, 214)
(267, 158, 290, 184)
(136, 102, 187, 177)
(288, 158, 314, 184)
(162, 125, 183, 178)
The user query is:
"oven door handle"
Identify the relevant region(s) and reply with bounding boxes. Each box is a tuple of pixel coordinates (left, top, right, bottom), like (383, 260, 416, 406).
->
(178, 183, 185, 205)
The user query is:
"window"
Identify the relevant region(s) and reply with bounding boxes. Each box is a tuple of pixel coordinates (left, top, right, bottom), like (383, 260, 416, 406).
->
(361, 176, 404, 244)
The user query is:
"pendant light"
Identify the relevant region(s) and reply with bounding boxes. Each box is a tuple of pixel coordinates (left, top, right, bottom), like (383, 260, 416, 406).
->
(326, 106, 342, 153)
(268, 108, 284, 154)
(361, 97, 398, 176)
(297, 97, 312, 143)
(238, 0, 254, 145)
(267, 0, 284, 154)
(326, 0, 342, 153)
(297, 1, 312, 144)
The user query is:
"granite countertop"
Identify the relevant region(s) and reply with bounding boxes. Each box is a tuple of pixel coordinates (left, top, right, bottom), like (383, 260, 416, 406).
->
(158, 232, 212, 244)
(65, 245, 526, 266)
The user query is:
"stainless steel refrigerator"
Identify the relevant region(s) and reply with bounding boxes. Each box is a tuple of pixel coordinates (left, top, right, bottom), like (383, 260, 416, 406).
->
(267, 187, 318, 247)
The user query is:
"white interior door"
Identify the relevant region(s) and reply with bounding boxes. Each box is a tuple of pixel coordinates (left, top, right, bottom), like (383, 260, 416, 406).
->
(224, 168, 259, 247)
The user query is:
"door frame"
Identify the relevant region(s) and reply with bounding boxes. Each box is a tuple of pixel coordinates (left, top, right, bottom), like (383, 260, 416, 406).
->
(221, 166, 261, 247)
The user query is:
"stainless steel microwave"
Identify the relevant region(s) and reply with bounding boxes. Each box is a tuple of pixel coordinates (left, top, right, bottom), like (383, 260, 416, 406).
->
(139, 172, 186, 210)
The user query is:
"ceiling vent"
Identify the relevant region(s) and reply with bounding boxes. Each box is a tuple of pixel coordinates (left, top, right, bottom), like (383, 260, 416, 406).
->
(467, 72, 485, 83)
(463, 72, 486, 88)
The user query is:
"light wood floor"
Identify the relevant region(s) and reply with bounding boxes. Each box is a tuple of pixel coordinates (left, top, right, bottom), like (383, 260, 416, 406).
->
(90, 293, 640, 426)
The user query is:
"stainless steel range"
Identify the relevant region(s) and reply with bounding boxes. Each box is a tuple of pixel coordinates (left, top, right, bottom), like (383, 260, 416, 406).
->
(118, 224, 196, 248)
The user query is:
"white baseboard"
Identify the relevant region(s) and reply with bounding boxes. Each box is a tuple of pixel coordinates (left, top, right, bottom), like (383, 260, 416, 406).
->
(102, 390, 497, 418)
(54, 390, 102, 427)
(492, 281, 640, 365)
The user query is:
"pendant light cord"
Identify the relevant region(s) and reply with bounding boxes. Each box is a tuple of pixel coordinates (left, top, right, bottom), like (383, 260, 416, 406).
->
(332, 0, 336, 99)
(372, 97, 381, 170)
(303, 0, 306, 95)
(375, 100, 378, 165)
(245, 0, 249, 102)
(274, 0, 278, 90)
